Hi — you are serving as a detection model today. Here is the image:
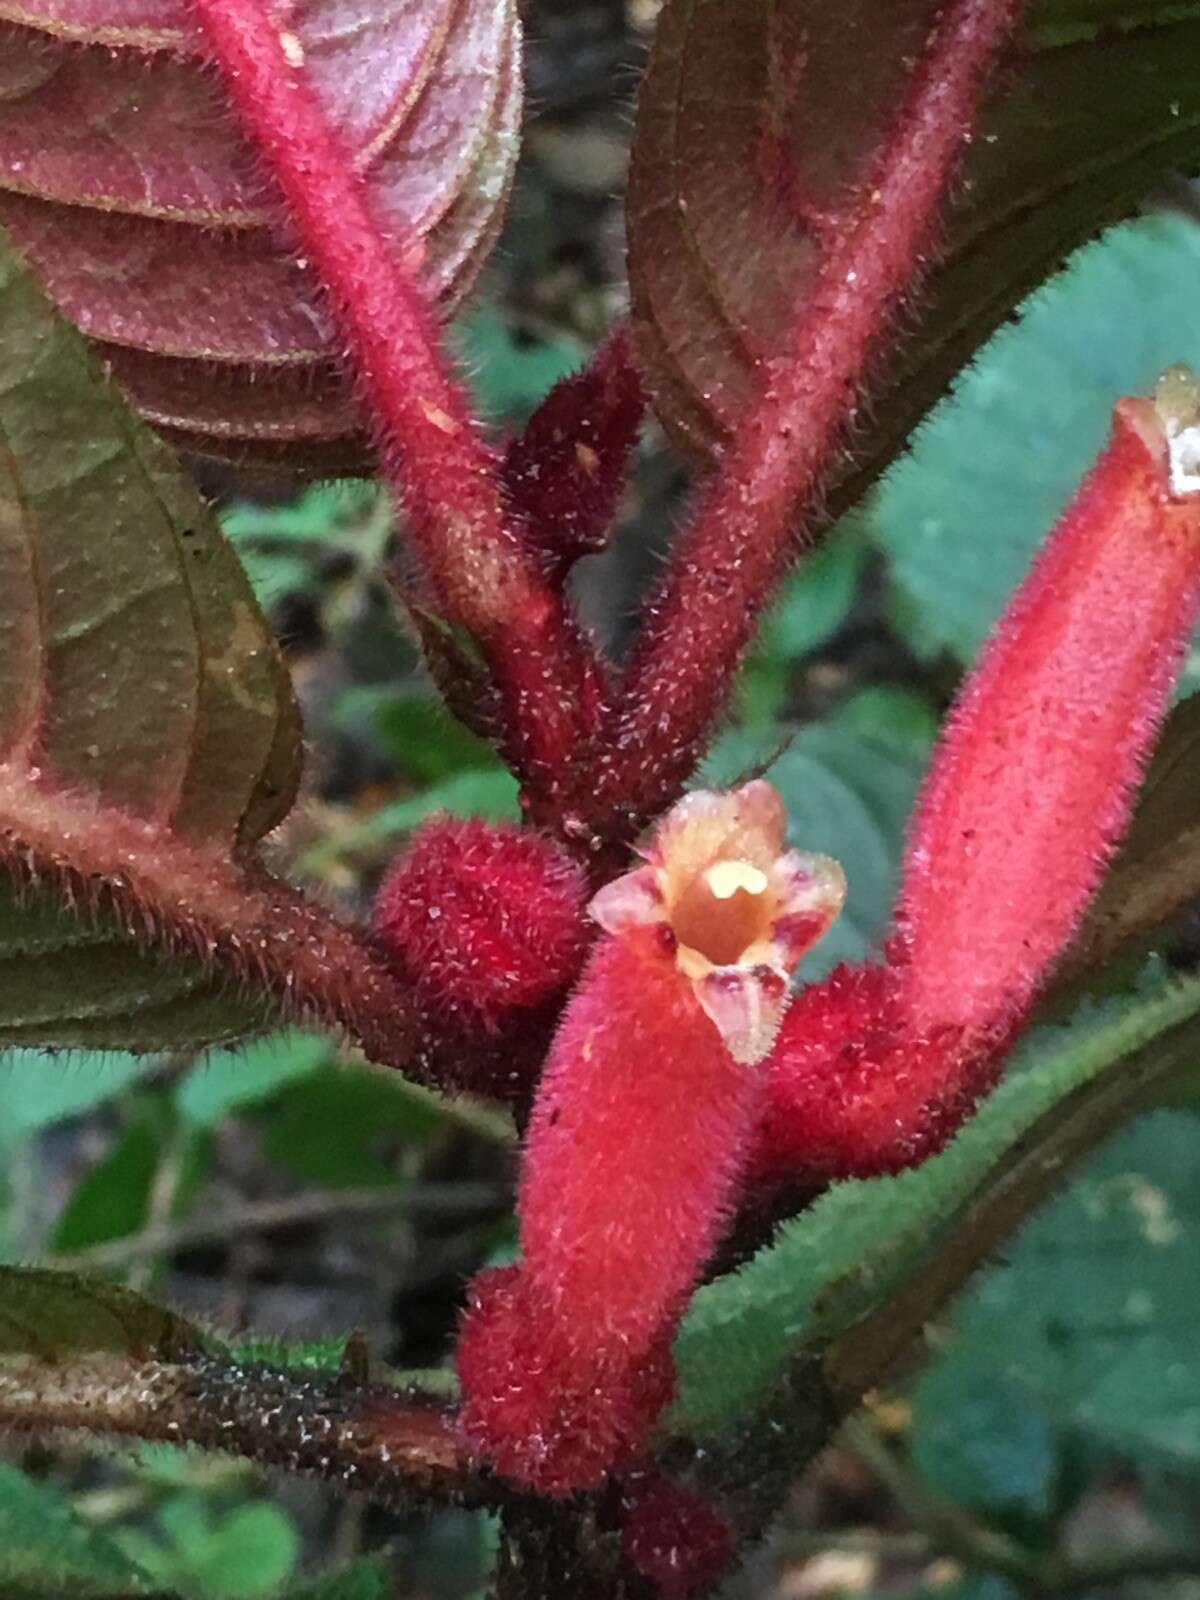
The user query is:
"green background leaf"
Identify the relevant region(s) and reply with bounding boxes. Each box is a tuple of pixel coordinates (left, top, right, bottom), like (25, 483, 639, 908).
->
(929, 1110, 1200, 1473)
(0, 1461, 160, 1599)
(291, 1560, 394, 1600)
(175, 1033, 332, 1131)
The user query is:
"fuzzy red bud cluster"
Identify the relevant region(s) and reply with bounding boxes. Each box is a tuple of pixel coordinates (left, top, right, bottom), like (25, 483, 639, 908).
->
(372, 818, 590, 1093)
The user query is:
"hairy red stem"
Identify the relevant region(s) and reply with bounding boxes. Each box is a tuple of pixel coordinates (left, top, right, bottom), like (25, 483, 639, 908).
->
(0, 764, 417, 1070)
(586, 0, 1021, 843)
(187, 0, 601, 818)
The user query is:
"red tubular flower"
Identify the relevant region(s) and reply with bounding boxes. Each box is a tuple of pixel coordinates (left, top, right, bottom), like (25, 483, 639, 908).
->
(457, 783, 845, 1492)
(459, 371, 1200, 1489)
(756, 369, 1200, 1182)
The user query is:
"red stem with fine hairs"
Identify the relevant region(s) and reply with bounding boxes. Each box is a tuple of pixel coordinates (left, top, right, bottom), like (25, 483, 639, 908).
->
(0, 766, 418, 1071)
(583, 0, 1023, 844)
(186, 0, 602, 821)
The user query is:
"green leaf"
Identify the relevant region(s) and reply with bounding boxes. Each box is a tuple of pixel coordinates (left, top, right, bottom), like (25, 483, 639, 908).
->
(910, 1362, 1059, 1519)
(0, 1265, 201, 1359)
(333, 686, 500, 784)
(0, 1460, 162, 1599)
(176, 1032, 331, 1130)
(704, 688, 936, 976)
(223, 482, 389, 607)
(0, 885, 269, 1052)
(303, 767, 521, 870)
(290, 1559, 393, 1600)
(870, 214, 1200, 670)
(0, 223, 299, 1049)
(257, 1064, 441, 1187)
(455, 306, 585, 423)
(939, 1109, 1200, 1472)
(222, 482, 379, 551)
(0, 1049, 159, 1156)
(132, 1497, 299, 1600)
(670, 974, 1200, 1442)
(50, 1113, 159, 1254)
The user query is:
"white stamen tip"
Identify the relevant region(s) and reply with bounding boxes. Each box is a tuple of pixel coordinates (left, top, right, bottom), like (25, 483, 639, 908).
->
(705, 860, 768, 900)
(1155, 364, 1200, 497)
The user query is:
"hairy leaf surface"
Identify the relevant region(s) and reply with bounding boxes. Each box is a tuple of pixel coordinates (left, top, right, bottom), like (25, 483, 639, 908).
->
(672, 975, 1200, 1441)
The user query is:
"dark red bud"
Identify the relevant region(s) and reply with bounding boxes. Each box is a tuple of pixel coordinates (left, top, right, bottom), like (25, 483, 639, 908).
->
(619, 1474, 735, 1599)
(373, 817, 590, 1039)
(503, 324, 646, 582)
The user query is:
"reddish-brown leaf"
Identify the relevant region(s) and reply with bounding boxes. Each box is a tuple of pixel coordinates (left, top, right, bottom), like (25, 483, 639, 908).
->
(0, 0, 519, 465)
(628, 0, 1200, 485)
(0, 223, 416, 1063)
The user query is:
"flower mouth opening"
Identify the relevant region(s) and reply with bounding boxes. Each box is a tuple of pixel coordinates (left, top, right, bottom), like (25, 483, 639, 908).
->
(670, 859, 774, 968)
(588, 781, 848, 1064)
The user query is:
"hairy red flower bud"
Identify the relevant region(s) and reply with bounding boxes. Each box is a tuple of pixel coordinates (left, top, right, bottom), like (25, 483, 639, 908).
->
(756, 371, 1200, 1184)
(619, 1474, 734, 1599)
(503, 325, 646, 583)
(372, 817, 589, 1040)
(458, 783, 844, 1490)
(752, 957, 1003, 1182)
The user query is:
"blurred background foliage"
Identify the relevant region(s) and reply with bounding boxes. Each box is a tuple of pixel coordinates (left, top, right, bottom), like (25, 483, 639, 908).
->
(4, 1, 1200, 1595)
